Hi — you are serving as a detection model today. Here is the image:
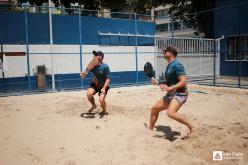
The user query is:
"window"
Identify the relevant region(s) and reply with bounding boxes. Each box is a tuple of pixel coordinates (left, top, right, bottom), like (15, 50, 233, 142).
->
(156, 22, 182, 32)
(242, 36, 248, 60)
(155, 9, 169, 17)
(227, 36, 236, 60)
(99, 35, 154, 46)
(182, 20, 193, 29)
(156, 23, 168, 32)
(170, 22, 181, 30)
(226, 35, 248, 61)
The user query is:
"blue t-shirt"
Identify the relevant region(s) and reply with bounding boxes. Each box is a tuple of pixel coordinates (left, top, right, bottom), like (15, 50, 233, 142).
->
(90, 63, 111, 87)
(165, 60, 187, 92)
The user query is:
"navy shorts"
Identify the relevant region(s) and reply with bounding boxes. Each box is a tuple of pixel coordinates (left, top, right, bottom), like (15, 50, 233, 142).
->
(163, 92, 188, 105)
(89, 83, 110, 96)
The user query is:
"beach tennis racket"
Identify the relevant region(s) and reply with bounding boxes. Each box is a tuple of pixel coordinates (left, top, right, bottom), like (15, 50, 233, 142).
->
(144, 62, 155, 79)
(144, 62, 163, 85)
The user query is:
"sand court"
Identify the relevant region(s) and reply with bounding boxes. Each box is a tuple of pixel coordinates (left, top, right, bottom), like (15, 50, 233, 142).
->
(0, 84, 247, 165)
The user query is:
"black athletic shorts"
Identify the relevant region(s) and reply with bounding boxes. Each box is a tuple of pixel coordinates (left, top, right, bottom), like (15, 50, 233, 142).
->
(89, 83, 110, 96)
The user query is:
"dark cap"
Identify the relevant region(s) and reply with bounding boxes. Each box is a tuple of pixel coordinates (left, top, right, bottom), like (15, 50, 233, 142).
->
(163, 46, 178, 56)
(93, 50, 104, 58)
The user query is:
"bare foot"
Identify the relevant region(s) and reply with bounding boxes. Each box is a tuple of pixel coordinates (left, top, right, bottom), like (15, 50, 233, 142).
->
(143, 123, 154, 131)
(181, 133, 191, 140)
(143, 123, 148, 128)
(181, 127, 197, 140)
(190, 126, 196, 133)
(143, 123, 155, 138)
(88, 105, 97, 113)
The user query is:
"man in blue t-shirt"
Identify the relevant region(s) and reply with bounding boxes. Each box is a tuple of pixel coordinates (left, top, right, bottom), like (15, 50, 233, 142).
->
(149, 46, 194, 136)
(80, 50, 111, 116)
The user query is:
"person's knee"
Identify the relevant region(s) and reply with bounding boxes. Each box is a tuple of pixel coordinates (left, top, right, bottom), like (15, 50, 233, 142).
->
(151, 106, 159, 115)
(167, 110, 176, 118)
(87, 90, 94, 98)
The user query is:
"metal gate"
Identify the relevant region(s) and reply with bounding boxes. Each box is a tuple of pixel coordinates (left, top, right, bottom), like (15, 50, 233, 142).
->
(155, 37, 220, 83)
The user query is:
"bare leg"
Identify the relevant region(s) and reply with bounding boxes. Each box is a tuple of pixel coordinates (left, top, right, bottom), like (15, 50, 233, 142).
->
(149, 98, 169, 130)
(99, 93, 107, 115)
(87, 88, 97, 112)
(167, 98, 194, 133)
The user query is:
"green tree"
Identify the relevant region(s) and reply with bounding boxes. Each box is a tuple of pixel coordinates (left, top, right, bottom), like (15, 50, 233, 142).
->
(18, 0, 126, 10)
(18, 0, 127, 16)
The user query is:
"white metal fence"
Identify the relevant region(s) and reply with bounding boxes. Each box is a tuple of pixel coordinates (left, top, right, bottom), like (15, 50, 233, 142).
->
(155, 37, 220, 81)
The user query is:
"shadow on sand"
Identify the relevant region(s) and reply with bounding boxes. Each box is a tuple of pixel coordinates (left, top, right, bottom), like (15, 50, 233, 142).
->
(80, 112, 98, 119)
(154, 125, 181, 142)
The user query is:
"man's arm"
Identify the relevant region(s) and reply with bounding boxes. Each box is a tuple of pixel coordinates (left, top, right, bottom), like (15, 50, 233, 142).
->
(151, 77, 167, 85)
(101, 78, 111, 94)
(87, 56, 100, 71)
(101, 65, 111, 93)
(160, 63, 186, 92)
(169, 75, 187, 91)
(102, 78, 111, 90)
(160, 75, 186, 92)
(80, 57, 99, 79)
(151, 78, 159, 85)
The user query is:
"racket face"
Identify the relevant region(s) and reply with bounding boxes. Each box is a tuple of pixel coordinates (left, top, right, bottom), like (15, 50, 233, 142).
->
(144, 62, 154, 78)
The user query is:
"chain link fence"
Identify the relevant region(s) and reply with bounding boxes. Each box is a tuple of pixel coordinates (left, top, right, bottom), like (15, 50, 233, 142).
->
(0, 3, 248, 96)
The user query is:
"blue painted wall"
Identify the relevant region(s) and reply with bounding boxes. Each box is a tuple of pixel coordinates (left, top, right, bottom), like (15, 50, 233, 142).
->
(0, 71, 150, 93)
(0, 11, 155, 45)
(214, 0, 248, 77)
(0, 11, 155, 93)
(0, 12, 26, 44)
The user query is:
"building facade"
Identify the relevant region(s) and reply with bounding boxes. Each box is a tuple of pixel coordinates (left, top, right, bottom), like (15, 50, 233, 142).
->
(214, 0, 248, 77)
(151, 5, 195, 37)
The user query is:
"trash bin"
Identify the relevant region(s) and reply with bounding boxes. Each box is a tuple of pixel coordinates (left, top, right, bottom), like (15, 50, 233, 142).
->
(37, 65, 46, 91)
